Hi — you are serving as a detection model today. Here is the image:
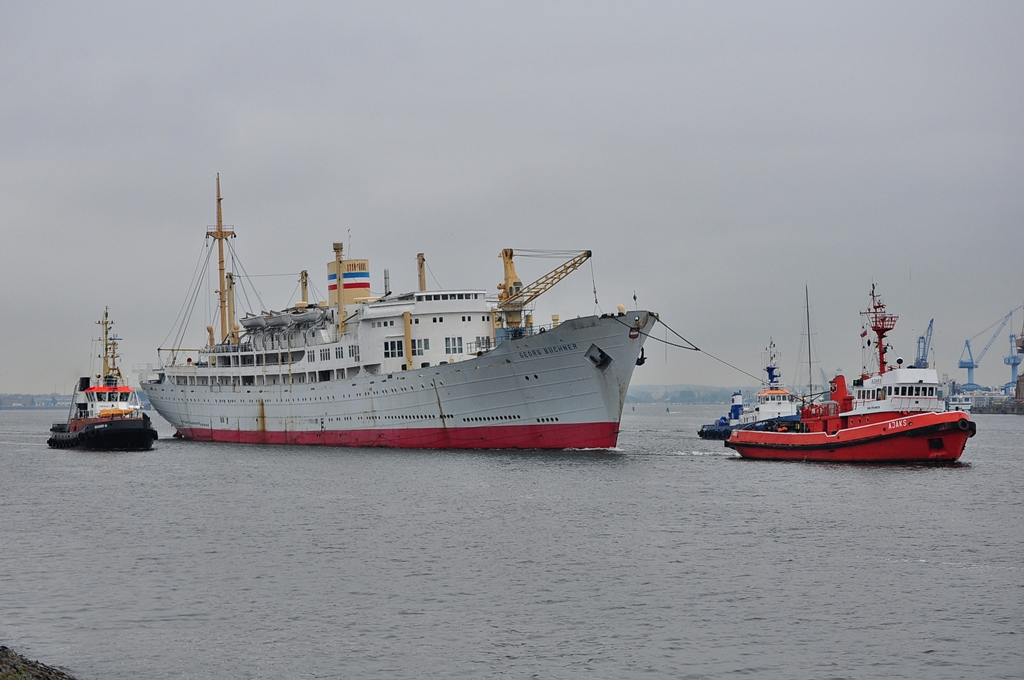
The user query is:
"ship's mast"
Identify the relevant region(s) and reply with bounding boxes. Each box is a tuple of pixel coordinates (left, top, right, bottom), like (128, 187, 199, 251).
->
(862, 283, 898, 374)
(96, 307, 121, 383)
(805, 285, 813, 397)
(207, 174, 234, 344)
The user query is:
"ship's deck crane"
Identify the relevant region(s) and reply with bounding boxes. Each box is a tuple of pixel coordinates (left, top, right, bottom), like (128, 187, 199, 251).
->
(912, 318, 934, 368)
(958, 306, 1022, 390)
(497, 249, 591, 330)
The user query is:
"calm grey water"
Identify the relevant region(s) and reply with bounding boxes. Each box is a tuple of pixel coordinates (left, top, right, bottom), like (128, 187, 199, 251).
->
(1, 405, 1021, 679)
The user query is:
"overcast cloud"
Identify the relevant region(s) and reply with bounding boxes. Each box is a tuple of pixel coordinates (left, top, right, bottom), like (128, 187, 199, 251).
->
(1, 1, 1021, 394)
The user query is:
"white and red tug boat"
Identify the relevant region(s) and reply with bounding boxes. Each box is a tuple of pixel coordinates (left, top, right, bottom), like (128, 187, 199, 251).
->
(48, 308, 158, 451)
(725, 286, 976, 463)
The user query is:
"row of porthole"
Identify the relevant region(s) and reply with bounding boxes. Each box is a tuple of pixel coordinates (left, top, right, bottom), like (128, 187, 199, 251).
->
(357, 414, 454, 421)
(536, 417, 560, 423)
(463, 415, 522, 422)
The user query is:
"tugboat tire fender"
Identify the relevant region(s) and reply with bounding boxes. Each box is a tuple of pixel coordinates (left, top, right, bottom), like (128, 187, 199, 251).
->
(957, 418, 970, 431)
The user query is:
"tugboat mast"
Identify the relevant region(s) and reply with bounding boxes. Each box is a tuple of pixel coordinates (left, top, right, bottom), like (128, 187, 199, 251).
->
(805, 285, 813, 397)
(96, 306, 121, 384)
(862, 283, 898, 374)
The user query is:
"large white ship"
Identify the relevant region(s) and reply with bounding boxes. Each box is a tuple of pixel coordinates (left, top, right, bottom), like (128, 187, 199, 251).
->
(140, 178, 654, 449)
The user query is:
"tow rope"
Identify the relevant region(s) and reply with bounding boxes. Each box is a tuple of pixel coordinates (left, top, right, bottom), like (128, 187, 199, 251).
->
(619, 314, 767, 385)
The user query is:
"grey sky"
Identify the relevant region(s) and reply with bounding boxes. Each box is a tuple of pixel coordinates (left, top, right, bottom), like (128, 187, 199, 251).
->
(2, 1, 1021, 394)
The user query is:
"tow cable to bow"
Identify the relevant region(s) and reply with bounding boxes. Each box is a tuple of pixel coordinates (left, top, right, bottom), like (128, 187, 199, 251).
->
(621, 315, 767, 385)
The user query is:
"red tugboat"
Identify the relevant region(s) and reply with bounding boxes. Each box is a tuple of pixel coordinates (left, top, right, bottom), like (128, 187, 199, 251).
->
(48, 308, 158, 451)
(725, 286, 976, 463)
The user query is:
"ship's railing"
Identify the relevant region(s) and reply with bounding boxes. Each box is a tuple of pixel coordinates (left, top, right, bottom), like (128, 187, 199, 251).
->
(493, 321, 563, 345)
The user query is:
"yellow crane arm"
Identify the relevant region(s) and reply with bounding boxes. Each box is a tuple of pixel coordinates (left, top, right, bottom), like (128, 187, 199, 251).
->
(498, 249, 592, 309)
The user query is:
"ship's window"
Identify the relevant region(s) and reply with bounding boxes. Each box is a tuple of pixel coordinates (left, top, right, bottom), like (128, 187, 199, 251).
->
(335, 347, 343, 359)
(928, 386, 934, 396)
(887, 386, 892, 395)
(414, 318, 419, 324)
(120, 392, 130, 401)
(445, 337, 464, 354)
(384, 340, 404, 358)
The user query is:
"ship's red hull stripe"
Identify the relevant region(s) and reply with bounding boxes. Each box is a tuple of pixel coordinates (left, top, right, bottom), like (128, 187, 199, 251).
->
(174, 421, 620, 449)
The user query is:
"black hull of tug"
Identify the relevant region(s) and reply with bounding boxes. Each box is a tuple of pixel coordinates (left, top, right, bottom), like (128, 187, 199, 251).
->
(48, 416, 158, 451)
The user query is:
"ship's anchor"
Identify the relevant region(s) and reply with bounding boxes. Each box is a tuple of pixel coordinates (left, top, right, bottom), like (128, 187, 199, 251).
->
(636, 347, 646, 366)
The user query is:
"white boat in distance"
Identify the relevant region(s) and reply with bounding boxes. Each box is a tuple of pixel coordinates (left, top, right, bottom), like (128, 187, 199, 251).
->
(141, 178, 654, 449)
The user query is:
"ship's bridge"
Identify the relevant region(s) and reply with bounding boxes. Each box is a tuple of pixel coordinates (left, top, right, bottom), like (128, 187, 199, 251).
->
(849, 367, 943, 413)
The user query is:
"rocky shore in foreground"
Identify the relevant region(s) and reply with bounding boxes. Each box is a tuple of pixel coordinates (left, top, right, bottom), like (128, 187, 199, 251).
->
(0, 647, 78, 680)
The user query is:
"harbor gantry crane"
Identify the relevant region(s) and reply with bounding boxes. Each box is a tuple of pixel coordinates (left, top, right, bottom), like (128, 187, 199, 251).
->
(1005, 334, 1022, 393)
(496, 249, 592, 333)
(912, 318, 934, 368)
(958, 306, 1023, 390)
(1018, 303, 1024, 354)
